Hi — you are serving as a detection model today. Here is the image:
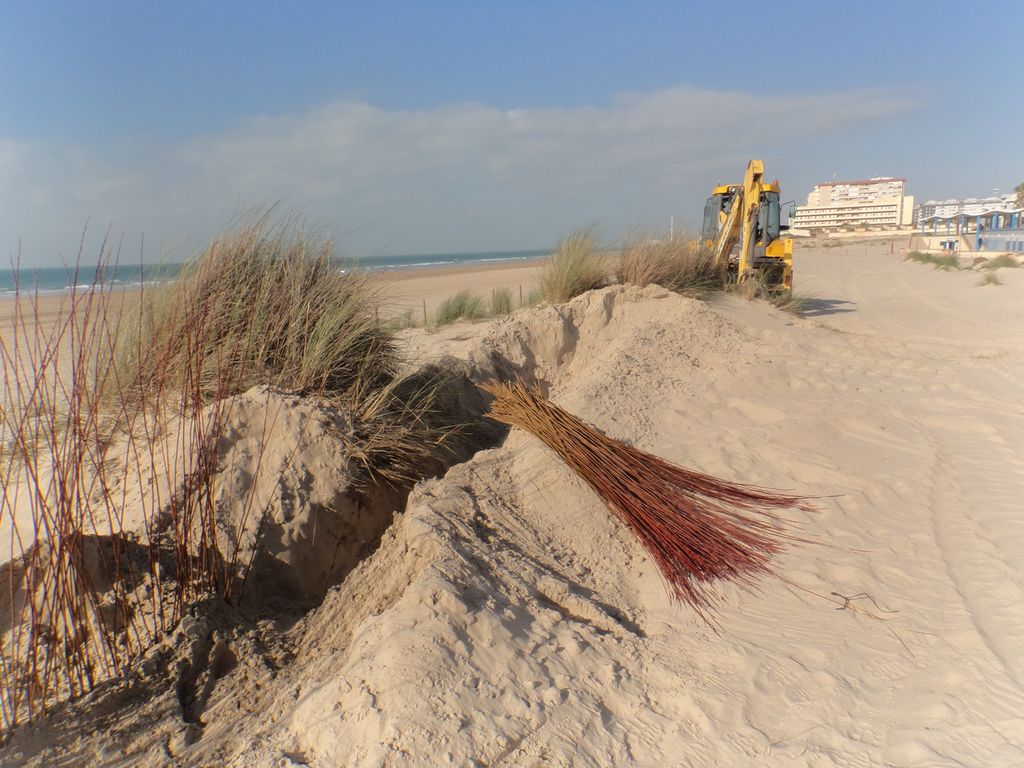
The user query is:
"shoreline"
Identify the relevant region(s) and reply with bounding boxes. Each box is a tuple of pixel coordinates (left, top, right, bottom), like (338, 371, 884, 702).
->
(0, 252, 551, 300)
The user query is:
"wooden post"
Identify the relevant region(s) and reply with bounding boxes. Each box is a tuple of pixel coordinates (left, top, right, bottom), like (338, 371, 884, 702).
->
(519, 285, 523, 307)
(422, 299, 428, 325)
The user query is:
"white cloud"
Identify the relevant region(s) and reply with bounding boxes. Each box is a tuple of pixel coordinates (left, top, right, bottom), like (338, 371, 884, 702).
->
(0, 86, 914, 264)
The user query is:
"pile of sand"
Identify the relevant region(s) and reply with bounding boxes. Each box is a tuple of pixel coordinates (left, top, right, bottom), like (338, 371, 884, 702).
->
(5, 267, 1024, 765)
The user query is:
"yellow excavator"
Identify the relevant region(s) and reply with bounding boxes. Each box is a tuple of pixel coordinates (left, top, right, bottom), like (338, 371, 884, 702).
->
(700, 159, 793, 294)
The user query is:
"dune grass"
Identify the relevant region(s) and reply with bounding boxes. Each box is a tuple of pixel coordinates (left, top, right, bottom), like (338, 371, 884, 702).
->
(539, 227, 608, 303)
(429, 286, 518, 327)
(432, 290, 488, 327)
(523, 286, 545, 307)
(385, 308, 417, 332)
(729, 270, 806, 316)
(769, 290, 810, 315)
(977, 271, 1003, 286)
(115, 216, 397, 409)
(490, 287, 514, 316)
(904, 250, 962, 271)
(0, 215, 459, 732)
(978, 254, 1019, 270)
(617, 234, 723, 296)
(121, 215, 456, 479)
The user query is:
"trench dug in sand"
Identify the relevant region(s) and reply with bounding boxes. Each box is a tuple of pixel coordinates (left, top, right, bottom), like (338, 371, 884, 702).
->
(5, 266, 1024, 767)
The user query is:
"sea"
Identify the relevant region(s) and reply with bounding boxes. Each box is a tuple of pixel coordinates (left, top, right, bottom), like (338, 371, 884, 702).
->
(0, 248, 550, 297)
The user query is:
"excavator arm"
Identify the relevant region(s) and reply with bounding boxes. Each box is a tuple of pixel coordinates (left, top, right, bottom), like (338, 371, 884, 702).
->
(711, 160, 764, 278)
(704, 159, 793, 294)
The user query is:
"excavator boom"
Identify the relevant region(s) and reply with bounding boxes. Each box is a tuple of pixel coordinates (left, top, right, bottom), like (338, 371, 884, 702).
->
(702, 159, 793, 294)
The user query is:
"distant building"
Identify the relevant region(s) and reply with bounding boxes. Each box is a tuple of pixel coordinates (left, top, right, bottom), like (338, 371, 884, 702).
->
(914, 193, 1016, 224)
(791, 177, 914, 232)
(916, 193, 1023, 253)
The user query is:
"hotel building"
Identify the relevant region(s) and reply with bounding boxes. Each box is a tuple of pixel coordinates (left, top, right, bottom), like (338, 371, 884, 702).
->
(791, 177, 914, 231)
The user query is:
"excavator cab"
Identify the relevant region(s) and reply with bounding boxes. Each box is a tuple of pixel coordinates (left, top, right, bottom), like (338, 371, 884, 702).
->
(701, 192, 729, 243)
(759, 191, 782, 244)
(702, 160, 793, 295)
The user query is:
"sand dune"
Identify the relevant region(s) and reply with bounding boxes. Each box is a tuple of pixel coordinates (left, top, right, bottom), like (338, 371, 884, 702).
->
(4, 242, 1024, 766)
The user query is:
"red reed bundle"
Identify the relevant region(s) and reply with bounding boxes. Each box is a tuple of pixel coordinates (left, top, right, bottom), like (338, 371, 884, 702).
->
(482, 379, 813, 617)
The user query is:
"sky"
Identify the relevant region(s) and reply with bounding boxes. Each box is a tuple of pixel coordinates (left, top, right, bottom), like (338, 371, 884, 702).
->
(2, 1, 1022, 266)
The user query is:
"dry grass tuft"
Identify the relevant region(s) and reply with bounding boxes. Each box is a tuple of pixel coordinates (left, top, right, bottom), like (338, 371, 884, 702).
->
(768, 291, 810, 316)
(523, 286, 545, 307)
(539, 227, 608, 303)
(904, 250, 961, 271)
(385, 308, 417, 332)
(978, 254, 1019, 270)
(730, 271, 806, 316)
(617, 234, 723, 295)
(977, 271, 1003, 286)
(490, 287, 514, 316)
(482, 379, 813, 621)
(116, 215, 396, 408)
(432, 290, 488, 327)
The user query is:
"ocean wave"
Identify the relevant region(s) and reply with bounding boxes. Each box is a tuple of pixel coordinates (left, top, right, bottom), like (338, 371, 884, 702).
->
(0, 279, 177, 299)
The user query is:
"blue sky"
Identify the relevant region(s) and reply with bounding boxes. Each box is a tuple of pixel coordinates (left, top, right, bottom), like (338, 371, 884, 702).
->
(2, 1, 1021, 265)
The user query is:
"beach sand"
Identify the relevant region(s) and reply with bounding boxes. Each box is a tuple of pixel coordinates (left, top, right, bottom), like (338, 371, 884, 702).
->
(3, 239, 1024, 766)
(0, 257, 548, 341)
(373, 258, 547, 319)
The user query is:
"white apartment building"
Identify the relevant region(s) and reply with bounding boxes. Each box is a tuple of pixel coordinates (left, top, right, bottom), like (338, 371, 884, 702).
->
(914, 193, 1016, 223)
(791, 177, 914, 231)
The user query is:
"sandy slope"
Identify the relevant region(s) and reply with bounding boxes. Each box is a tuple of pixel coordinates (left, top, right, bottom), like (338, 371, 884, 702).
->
(4, 243, 1024, 766)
